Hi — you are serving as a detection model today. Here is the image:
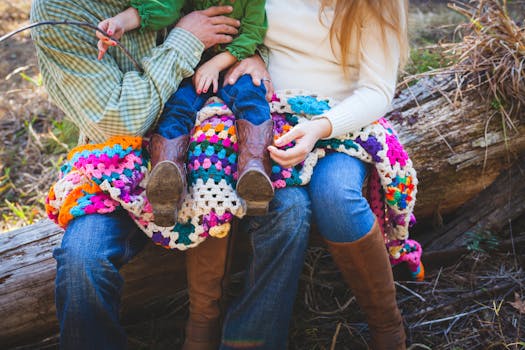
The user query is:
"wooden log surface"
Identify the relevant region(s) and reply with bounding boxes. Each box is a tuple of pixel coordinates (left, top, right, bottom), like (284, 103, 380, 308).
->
(0, 221, 190, 348)
(1, 75, 524, 347)
(390, 76, 525, 219)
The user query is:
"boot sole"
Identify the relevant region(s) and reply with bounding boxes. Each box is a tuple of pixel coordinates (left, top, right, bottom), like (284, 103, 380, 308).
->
(146, 162, 184, 227)
(236, 170, 274, 216)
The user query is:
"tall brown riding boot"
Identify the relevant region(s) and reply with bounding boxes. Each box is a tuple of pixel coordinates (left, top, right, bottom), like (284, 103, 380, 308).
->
(235, 119, 274, 216)
(183, 236, 230, 350)
(146, 134, 190, 227)
(325, 220, 406, 350)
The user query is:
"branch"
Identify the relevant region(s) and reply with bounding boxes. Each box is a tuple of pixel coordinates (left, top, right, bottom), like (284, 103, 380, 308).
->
(0, 20, 143, 72)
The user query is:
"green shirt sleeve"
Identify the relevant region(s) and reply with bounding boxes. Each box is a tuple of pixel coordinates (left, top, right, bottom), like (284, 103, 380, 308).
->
(130, 0, 185, 31)
(226, 0, 267, 61)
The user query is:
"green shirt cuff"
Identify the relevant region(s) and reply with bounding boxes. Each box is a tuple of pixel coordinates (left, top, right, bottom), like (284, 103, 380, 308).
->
(164, 27, 205, 68)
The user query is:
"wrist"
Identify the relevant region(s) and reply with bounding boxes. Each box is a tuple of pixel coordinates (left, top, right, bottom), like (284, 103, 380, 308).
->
(311, 117, 332, 139)
(121, 7, 140, 32)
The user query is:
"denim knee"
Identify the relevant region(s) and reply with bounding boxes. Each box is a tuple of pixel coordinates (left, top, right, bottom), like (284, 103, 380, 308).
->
(219, 74, 269, 125)
(309, 153, 376, 242)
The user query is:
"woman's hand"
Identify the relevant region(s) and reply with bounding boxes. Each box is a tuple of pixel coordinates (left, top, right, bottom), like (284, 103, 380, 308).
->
(268, 118, 332, 168)
(223, 55, 274, 101)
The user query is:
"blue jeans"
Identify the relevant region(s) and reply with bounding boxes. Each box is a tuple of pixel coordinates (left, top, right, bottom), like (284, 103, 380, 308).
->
(157, 74, 270, 139)
(221, 186, 311, 350)
(54, 187, 311, 349)
(54, 210, 148, 349)
(308, 152, 376, 242)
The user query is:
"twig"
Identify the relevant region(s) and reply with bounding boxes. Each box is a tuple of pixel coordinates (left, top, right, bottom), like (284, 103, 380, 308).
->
(410, 306, 489, 328)
(0, 21, 143, 72)
(404, 281, 514, 320)
(329, 322, 342, 350)
(395, 281, 426, 302)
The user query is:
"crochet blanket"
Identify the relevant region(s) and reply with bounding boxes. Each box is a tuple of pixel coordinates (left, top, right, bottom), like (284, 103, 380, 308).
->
(46, 91, 424, 281)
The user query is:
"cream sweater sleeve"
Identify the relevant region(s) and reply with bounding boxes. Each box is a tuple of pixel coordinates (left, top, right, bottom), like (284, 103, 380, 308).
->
(319, 17, 401, 138)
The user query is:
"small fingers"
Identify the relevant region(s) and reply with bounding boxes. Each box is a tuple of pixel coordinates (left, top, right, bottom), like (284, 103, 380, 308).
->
(196, 76, 206, 94)
(202, 77, 212, 94)
(97, 40, 108, 60)
(212, 78, 218, 94)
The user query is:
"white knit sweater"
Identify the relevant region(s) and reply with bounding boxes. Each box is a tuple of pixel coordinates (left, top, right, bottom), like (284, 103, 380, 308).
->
(264, 0, 402, 138)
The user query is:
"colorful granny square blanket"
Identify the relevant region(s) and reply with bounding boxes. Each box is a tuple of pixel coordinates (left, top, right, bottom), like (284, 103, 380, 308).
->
(46, 91, 424, 280)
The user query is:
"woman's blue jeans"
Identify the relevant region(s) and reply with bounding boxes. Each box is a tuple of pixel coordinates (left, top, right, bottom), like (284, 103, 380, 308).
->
(54, 187, 311, 349)
(308, 152, 376, 242)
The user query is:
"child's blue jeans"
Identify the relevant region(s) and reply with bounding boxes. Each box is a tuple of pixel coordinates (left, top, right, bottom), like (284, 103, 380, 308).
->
(156, 74, 270, 139)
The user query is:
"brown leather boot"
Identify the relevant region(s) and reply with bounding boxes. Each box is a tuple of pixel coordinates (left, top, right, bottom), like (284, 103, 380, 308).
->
(235, 119, 274, 216)
(325, 221, 406, 350)
(146, 134, 189, 227)
(183, 236, 230, 350)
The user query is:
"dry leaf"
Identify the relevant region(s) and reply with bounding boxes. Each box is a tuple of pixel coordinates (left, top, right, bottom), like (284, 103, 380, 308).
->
(508, 292, 525, 314)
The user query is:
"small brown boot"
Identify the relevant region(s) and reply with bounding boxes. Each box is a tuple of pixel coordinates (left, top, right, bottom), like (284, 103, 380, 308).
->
(183, 236, 230, 350)
(146, 134, 189, 227)
(325, 221, 406, 350)
(235, 119, 274, 216)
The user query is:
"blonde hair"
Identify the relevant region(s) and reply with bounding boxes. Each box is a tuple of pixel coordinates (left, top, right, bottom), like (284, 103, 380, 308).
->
(320, 0, 409, 74)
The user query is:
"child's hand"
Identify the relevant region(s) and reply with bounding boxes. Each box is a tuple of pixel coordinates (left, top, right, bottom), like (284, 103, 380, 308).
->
(193, 61, 221, 94)
(96, 17, 125, 60)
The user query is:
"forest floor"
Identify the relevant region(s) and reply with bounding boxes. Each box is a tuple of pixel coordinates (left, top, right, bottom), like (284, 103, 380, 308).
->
(1, 0, 524, 349)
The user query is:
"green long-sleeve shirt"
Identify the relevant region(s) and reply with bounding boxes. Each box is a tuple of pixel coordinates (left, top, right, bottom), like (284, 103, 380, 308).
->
(131, 0, 267, 60)
(30, 0, 204, 144)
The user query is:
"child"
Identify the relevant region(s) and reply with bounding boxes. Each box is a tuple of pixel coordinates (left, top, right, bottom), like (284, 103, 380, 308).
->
(97, 0, 274, 230)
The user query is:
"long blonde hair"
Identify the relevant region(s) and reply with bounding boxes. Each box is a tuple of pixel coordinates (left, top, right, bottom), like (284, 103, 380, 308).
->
(320, 0, 409, 73)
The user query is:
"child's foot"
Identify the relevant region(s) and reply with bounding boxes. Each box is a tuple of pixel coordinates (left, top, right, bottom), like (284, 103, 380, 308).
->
(235, 119, 275, 216)
(146, 134, 189, 226)
(147, 161, 185, 227)
(237, 169, 274, 215)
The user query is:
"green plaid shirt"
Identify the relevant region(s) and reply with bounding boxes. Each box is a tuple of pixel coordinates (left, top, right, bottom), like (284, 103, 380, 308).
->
(30, 0, 204, 144)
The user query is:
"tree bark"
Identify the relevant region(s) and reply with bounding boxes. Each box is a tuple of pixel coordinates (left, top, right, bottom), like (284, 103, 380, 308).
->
(1, 75, 524, 347)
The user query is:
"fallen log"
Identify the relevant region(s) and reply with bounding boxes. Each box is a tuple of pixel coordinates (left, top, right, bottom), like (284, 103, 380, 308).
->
(422, 153, 525, 250)
(1, 75, 524, 347)
(389, 76, 525, 220)
(0, 220, 190, 348)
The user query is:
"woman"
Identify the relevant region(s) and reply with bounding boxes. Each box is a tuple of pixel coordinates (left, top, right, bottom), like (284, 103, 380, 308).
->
(223, 0, 409, 348)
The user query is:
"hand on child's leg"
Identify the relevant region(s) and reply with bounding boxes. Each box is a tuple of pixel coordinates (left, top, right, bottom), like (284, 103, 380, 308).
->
(193, 60, 221, 94)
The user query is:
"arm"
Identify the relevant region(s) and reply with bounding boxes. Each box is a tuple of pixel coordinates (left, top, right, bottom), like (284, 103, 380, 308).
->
(225, 0, 267, 61)
(31, 1, 238, 144)
(315, 15, 401, 138)
(130, 0, 185, 31)
(34, 27, 203, 144)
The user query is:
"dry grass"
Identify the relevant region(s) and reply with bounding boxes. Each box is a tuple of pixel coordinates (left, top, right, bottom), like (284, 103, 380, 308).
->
(0, 0, 70, 231)
(406, 0, 525, 127)
(288, 247, 524, 350)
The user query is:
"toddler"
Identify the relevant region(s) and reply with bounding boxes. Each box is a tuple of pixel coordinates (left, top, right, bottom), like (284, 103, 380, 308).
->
(97, 0, 273, 229)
